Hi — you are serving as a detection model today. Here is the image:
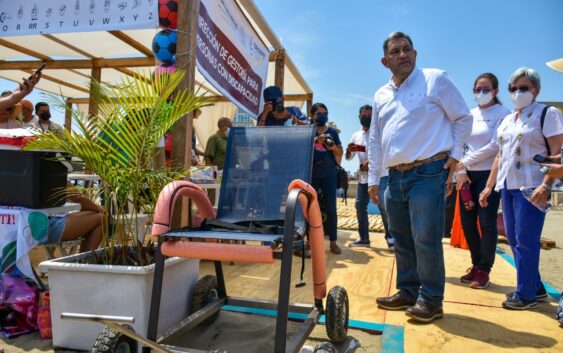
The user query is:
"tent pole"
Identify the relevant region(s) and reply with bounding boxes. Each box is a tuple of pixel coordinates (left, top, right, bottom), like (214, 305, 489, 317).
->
(88, 64, 101, 117)
(64, 98, 72, 131)
(171, 0, 200, 228)
(274, 49, 286, 91)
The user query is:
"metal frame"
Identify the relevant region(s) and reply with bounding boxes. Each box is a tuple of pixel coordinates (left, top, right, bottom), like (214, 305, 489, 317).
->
(143, 187, 320, 353)
(60, 187, 321, 353)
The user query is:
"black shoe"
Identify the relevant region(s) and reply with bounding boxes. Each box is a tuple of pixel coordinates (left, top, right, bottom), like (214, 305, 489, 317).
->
(348, 239, 370, 248)
(376, 292, 416, 311)
(506, 287, 549, 302)
(502, 296, 538, 310)
(405, 301, 444, 323)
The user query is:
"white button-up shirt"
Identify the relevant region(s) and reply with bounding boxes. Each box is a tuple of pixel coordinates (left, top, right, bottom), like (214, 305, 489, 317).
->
(346, 129, 369, 184)
(460, 104, 511, 172)
(495, 103, 563, 191)
(368, 68, 472, 186)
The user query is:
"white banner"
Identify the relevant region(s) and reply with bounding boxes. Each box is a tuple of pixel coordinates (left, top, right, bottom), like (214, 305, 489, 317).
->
(196, 0, 269, 117)
(0, 0, 159, 36)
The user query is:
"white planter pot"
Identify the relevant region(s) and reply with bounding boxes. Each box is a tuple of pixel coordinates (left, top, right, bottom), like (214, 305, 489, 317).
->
(115, 213, 150, 244)
(39, 250, 199, 351)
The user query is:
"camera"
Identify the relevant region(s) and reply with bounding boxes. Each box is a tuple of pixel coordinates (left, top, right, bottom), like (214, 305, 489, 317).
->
(323, 134, 335, 148)
(271, 97, 284, 113)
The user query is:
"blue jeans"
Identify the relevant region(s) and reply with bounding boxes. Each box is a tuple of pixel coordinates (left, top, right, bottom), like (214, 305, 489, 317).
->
(378, 176, 392, 241)
(312, 174, 338, 241)
(501, 187, 545, 301)
(459, 170, 500, 273)
(355, 183, 370, 241)
(385, 159, 448, 307)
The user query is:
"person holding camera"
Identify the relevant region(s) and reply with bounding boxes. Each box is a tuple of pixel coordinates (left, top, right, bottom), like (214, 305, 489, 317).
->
(257, 86, 308, 126)
(311, 102, 343, 254)
(480, 67, 563, 310)
(346, 104, 393, 249)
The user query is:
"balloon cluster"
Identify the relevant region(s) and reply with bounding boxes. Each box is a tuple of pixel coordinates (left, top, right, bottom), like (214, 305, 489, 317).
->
(153, 0, 178, 71)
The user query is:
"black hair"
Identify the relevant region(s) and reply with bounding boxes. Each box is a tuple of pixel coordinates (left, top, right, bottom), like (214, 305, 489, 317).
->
(383, 32, 414, 55)
(35, 101, 49, 113)
(310, 102, 328, 116)
(474, 73, 501, 105)
(359, 104, 372, 114)
(217, 117, 231, 128)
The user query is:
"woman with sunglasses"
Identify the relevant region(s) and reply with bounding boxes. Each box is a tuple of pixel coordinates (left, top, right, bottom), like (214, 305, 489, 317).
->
(480, 67, 563, 310)
(310, 102, 343, 254)
(455, 73, 510, 289)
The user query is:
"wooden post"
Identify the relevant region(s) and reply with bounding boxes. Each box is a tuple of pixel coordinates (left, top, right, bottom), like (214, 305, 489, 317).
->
(64, 98, 72, 131)
(306, 97, 313, 118)
(170, 0, 200, 228)
(274, 49, 285, 91)
(88, 64, 101, 117)
(172, 0, 199, 169)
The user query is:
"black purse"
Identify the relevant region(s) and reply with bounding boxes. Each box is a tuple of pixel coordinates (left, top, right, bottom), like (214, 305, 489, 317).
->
(336, 166, 349, 190)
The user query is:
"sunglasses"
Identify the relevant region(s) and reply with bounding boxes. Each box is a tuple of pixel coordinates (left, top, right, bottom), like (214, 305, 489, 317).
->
(509, 86, 531, 93)
(473, 88, 492, 94)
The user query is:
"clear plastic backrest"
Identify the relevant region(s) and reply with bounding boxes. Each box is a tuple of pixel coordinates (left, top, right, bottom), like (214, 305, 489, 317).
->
(217, 126, 315, 223)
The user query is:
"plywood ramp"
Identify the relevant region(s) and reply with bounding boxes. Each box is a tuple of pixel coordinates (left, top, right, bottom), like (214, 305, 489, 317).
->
(200, 232, 563, 352)
(199, 231, 395, 324)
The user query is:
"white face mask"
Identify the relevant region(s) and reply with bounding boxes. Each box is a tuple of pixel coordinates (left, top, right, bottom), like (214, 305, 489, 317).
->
(225, 127, 230, 136)
(511, 91, 534, 109)
(475, 92, 493, 107)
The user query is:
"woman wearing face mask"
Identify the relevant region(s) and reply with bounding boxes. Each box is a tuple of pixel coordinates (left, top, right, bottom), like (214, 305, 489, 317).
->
(454, 73, 510, 289)
(480, 67, 563, 310)
(311, 103, 343, 254)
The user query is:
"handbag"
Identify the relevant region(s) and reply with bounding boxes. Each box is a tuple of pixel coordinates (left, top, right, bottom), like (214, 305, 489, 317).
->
(336, 166, 349, 190)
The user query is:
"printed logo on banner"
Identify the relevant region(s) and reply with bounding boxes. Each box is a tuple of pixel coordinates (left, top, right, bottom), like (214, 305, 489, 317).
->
(196, 0, 269, 117)
(0, 0, 159, 36)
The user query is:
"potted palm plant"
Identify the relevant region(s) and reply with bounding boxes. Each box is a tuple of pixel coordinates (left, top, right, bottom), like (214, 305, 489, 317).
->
(25, 71, 211, 351)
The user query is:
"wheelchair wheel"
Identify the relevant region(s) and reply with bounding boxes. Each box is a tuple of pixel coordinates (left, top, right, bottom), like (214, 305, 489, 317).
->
(325, 286, 349, 343)
(314, 341, 338, 353)
(191, 275, 219, 313)
(91, 324, 137, 353)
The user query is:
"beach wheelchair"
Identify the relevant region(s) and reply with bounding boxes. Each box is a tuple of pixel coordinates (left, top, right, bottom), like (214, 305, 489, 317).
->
(65, 126, 349, 353)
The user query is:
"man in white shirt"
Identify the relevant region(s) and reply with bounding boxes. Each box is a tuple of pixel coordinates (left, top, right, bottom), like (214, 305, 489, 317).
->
(367, 32, 472, 323)
(346, 105, 374, 247)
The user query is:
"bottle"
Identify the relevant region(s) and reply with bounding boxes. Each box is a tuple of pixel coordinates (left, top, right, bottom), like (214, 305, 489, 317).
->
(37, 291, 52, 339)
(459, 183, 475, 211)
(520, 187, 551, 213)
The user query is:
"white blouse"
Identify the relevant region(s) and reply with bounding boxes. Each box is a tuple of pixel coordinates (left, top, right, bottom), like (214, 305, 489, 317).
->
(495, 102, 563, 191)
(461, 104, 511, 171)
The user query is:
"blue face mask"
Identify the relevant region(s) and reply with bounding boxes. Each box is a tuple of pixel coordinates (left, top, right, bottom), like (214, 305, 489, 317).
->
(315, 113, 328, 126)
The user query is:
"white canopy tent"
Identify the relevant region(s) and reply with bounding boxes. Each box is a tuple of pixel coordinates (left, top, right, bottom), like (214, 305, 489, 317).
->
(0, 0, 313, 149)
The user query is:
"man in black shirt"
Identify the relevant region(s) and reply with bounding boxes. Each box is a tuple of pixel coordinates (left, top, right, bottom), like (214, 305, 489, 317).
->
(257, 86, 308, 126)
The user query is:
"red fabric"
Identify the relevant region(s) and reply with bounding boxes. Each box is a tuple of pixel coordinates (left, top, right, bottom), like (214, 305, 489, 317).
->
(0, 136, 35, 148)
(450, 190, 469, 249)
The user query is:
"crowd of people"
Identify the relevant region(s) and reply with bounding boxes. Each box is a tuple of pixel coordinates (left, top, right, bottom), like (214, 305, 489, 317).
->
(363, 31, 562, 324)
(1, 73, 104, 253)
(2, 30, 562, 327)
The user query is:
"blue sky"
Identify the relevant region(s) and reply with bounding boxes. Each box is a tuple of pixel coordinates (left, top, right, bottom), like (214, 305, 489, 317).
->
(2, 0, 562, 172)
(254, 0, 563, 171)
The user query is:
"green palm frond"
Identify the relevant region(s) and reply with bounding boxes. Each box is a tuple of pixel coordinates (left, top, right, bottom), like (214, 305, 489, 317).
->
(24, 70, 213, 262)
